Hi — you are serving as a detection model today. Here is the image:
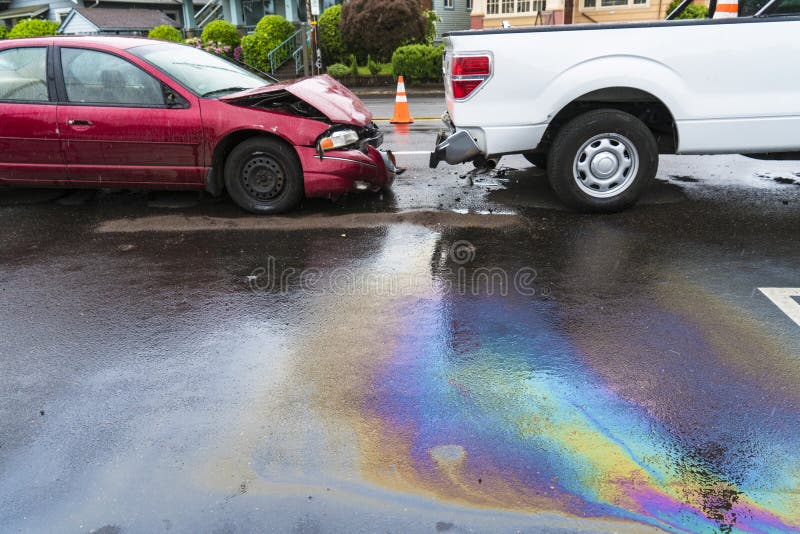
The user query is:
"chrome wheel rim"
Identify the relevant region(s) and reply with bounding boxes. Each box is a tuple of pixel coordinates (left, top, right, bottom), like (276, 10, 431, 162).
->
(241, 155, 285, 201)
(573, 133, 639, 199)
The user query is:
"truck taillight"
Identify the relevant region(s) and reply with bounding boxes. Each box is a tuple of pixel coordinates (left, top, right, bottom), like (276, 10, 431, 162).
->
(451, 55, 492, 100)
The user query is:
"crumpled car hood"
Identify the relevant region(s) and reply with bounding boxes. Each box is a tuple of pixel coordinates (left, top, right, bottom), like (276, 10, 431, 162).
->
(221, 74, 373, 127)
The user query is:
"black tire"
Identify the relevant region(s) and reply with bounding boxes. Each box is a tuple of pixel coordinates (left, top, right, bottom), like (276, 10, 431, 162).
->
(524, 152, 548, 169)
(224, 137, 303, 214)
(546, 109, 658, 213)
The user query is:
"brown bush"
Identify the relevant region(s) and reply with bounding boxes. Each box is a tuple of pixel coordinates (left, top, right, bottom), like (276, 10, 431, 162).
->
(340, 0, 428, 63)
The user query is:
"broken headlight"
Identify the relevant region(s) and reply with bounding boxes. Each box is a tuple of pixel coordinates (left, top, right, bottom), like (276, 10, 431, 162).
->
(318, 129, 359, 152)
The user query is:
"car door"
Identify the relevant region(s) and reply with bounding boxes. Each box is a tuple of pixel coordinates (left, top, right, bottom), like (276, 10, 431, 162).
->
(55, 46, 204, 185)
(0, 45, 65, 184)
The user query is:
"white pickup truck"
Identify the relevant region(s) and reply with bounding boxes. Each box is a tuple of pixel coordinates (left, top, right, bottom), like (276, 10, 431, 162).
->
(430, 5, 800, 211)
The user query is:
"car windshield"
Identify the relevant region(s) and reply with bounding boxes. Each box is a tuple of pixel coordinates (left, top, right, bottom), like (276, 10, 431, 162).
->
(129, 43, 268, 98)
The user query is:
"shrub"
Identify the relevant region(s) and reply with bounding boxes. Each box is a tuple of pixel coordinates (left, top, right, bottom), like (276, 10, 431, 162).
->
(0, 25, 8, 40)
(666, 0, 709, 17)
(8, 19, 59, 39)
(367, 55, 381, 75)
(341, 0, 427, 63)
(349, 54, 359, 76)
(423, 10, 440, 45)
(241, 15, 295, 72)
(148, 25, 182, 42)
(391, 44, 443, 83)
(326, 63, 350, 77)
(318, 5, 345, 65)
(201, 20, 239, 48)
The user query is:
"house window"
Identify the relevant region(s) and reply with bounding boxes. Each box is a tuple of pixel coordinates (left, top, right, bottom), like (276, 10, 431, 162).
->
(243, 0, 274, 27)
(590, 0, 648, 7)
(517, 0, 530, 11)
(466, 0, 473, 9)
(487, 0, 500, 13)
(501, 0, 515, 12)
(444, 0, 454, 8)
(54, 8, 72, 23)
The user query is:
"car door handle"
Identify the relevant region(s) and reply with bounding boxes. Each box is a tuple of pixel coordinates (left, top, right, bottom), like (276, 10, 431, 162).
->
(67, 119, 93, 127)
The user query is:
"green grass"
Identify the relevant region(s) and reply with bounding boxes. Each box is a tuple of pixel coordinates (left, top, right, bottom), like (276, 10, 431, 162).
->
(355, 63, 393, 76)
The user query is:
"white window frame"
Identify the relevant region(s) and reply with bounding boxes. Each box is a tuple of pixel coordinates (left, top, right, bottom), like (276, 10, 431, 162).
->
(53, 8, 72, 23)
(582, 0, 649, 10)
(443, 0, 454, 8)
(485, 0, 548, 16)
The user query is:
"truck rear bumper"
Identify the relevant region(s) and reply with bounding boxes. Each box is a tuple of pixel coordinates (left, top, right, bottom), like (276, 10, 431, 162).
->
(429, 111, 549, 167)
(430, 130, 482, 168)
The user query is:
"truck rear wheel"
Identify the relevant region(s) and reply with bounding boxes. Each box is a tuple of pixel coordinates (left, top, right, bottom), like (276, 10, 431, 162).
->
(547, 109, 658, 212)
(524, 152, 548, 169)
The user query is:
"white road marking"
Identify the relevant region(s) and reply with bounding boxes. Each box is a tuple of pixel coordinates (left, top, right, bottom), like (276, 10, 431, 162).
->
(391, 151, 433, 155)
(759, 288, 800, 327)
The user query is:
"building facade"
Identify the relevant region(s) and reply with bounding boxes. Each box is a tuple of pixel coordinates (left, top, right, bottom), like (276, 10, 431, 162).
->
(432, 0, 472, 38)
(1, 0, 342, 31)
(469, 0, 564, 28)
(468, 0, 704, 27)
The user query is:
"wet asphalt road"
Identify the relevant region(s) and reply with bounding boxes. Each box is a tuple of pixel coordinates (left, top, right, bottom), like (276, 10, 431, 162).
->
(1, 96, 800, 533)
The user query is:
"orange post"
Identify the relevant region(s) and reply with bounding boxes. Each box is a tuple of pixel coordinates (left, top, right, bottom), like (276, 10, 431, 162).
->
(390, 76, 414, 124)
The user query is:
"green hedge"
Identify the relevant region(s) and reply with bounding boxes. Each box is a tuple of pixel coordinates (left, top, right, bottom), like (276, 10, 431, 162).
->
(0, 25, 8, 40)
(148, 25, 182, 42)
(8, 19, 59, 39)
(666, 0, 709, 17)
(241, 15, 294, 72)
(391, 44, 443, 83)
(201, 20, 239, 47)
(318, 5, 345, 65)
(326, 63, 349, 77)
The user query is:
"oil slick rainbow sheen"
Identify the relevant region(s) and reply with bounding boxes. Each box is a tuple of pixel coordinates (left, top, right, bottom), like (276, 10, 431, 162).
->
(366, 295, 800, 533)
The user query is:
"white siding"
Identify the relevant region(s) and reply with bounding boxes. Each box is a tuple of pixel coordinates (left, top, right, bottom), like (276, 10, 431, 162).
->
(434, 0, 471, 38)
(59, 11, 99, 34)
(8, 0, 82, 22)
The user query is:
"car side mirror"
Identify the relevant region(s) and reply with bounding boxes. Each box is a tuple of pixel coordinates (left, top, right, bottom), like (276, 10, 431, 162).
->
(164, 87, 188, 109)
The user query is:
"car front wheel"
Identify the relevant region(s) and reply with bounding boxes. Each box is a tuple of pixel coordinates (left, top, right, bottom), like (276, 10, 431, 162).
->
(547, 109, 658, 212)
(224, 137, 304, 214)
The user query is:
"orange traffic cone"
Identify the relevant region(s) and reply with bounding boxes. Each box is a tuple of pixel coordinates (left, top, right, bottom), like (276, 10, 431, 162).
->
(390, 76, 414, 124)
(713, 0, 738, 17)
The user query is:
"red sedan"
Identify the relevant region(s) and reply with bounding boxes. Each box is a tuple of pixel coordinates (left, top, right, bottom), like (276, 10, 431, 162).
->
(0, 36, 397, 214)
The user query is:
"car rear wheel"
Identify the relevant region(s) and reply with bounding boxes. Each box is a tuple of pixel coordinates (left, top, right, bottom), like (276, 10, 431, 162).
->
(547, 109, 658, 212)
(224, 137, 303, 214)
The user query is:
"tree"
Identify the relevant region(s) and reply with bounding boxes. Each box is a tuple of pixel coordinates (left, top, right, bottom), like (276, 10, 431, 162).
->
(318, 5, 345, 65)
(340, 0, 428, 63)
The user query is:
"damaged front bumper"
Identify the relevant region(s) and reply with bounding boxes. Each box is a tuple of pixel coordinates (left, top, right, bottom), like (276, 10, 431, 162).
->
(298, 144, 399, 197)
(429, 113, 482, 168)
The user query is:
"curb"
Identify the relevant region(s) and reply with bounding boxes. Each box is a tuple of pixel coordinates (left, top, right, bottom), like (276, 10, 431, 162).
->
(350, 88, 446, 97)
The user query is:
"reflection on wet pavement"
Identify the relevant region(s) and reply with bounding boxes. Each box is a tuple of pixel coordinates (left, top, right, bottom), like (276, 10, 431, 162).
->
(2, 120, 800, 532)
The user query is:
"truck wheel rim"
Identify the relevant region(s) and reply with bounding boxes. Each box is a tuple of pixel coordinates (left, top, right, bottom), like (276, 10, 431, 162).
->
(241, 155, 285, 201)
(573, 133, 639, 199)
